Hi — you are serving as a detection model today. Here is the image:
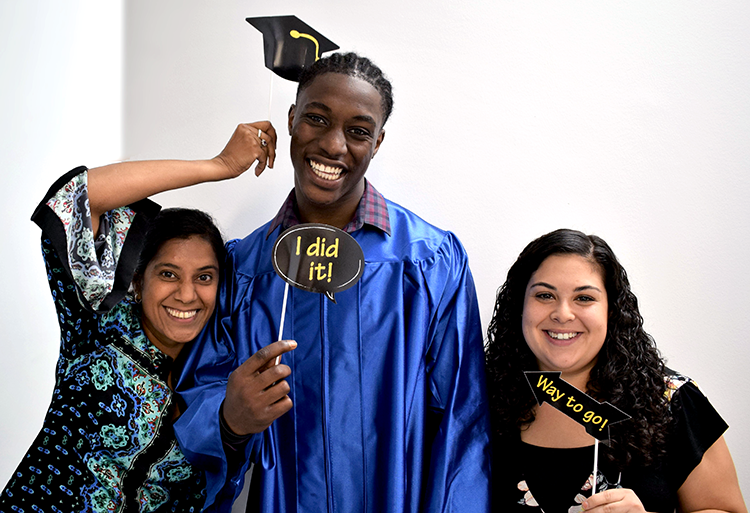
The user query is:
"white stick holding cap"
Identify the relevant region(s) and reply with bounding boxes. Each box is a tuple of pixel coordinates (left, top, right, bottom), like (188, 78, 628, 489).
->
(258, 72, 273, 151)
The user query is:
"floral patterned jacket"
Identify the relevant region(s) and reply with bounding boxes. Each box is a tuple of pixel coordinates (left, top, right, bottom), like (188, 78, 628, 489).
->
(0, 168, 206, 513)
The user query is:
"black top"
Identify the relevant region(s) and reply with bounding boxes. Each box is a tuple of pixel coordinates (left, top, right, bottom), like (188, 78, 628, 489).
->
(493, 373, 728, 513)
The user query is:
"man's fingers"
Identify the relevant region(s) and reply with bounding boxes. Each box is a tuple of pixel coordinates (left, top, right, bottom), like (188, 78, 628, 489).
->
(256, 364, 292, 390)
(262, 377, 291, 402)
(267, 395, 293, 417)
(240, 340, 297, 373)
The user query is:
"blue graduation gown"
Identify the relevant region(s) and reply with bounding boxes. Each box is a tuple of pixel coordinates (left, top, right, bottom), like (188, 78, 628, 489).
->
(175, 199, 491, 512)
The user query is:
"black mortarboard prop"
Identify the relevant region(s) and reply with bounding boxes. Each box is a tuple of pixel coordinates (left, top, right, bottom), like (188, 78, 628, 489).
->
(246, 15, 339, 82)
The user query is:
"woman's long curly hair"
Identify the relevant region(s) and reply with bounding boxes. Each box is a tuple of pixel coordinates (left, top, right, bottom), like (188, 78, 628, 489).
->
(485, 229, 669, 468)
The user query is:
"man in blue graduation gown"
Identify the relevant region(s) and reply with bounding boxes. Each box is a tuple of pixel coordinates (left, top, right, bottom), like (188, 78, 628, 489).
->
(175, 53, 491, 512)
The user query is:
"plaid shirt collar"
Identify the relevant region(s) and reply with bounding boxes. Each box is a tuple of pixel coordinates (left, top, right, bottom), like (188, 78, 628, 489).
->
(266, 179, 391, 238)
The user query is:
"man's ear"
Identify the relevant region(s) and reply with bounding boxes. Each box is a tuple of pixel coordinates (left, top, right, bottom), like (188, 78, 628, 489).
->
(372, 129, 385, 157)
(288, 104, 296, 135)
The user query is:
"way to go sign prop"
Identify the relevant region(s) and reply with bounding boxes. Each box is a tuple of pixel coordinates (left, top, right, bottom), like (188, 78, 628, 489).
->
(524, 371, 633, 497)
(524, 371, 631, 444)
(272, 223, 365, 303)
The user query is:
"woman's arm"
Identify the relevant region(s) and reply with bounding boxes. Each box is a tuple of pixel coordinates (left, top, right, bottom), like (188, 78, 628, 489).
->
(88, 121, 276, 234)
(675, 435, 747, 513)
(582, 436, 746, 513)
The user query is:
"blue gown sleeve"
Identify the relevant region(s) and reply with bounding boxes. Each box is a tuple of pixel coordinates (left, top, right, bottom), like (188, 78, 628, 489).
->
(174, 239, 262, 511)
(421, 232, 492, 511)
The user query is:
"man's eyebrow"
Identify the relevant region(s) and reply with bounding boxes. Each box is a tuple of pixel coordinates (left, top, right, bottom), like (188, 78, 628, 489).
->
(352, 114, 377, 126)
(305, 102, 377, 126)
(306, 101, 331, 112)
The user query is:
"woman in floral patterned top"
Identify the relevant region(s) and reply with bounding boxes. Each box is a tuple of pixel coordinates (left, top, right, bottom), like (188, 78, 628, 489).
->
(485, 229, 746, 513)
(0, 122, 277, 513)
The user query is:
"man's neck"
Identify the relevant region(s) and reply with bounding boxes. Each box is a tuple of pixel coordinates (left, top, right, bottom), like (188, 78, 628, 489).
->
(295, 191, 363, 230)
(297, 202, 357, 229)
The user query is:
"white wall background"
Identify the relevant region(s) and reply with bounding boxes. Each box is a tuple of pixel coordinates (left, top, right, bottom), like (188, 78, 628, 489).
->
(0, 0, 124, 491)
(2, 0, 749, 505)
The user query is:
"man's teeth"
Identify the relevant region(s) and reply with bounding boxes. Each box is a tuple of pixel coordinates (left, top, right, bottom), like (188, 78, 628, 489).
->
(166, 307, 197, 319)
(309, 160, 343, 181)
(547, 331, 577, 340)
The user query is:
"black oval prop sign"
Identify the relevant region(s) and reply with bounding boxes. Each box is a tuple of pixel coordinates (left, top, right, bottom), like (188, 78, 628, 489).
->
(272, 223, 365, 303)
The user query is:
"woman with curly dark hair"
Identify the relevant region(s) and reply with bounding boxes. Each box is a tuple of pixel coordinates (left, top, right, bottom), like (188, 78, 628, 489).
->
(486, 228, 745, 513)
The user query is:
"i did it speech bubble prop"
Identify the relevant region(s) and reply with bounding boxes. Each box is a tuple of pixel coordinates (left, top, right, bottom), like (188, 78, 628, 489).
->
(272, 223, 364, 303)
(524, 371, 631, 444)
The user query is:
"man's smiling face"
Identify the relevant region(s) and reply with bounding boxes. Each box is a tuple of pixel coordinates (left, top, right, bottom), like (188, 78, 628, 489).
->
(288, 72, 385, 220)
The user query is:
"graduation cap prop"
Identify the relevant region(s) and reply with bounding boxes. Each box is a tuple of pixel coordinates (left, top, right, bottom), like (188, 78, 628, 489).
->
(271, 224, 365, 353)
(246, 16, 339, 163)
(246, 15, 339, 82)
(524, 371, 631, 496)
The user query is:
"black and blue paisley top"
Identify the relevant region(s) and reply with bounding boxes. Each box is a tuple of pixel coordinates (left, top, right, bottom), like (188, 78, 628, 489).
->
(0, 167, 206, 513)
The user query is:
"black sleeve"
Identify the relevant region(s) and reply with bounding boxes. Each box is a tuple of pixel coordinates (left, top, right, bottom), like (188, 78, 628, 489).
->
(667, 381, 728, 489)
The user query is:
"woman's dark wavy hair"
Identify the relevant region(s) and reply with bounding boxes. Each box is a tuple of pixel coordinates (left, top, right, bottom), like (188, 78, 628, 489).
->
(134, 208, 225, 284)
(485, 228, 669, 468)
(297, 52, 394, 126)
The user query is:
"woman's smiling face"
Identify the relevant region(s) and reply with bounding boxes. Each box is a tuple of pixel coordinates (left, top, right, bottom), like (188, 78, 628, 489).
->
(522, 254, 609, 385)
(139, 236, 219, 359)
(288, 72, 385, 219)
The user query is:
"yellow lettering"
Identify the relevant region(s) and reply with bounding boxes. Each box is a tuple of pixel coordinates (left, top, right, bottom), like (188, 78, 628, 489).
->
(307, 237, 321, 257)
(537, 376, 552, 390)
(325, 238, 340, 258)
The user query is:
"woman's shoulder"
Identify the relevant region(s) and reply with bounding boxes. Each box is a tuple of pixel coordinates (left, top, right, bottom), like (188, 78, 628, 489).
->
(663, 368, 693, 402)
(663, 368, 716, 405)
